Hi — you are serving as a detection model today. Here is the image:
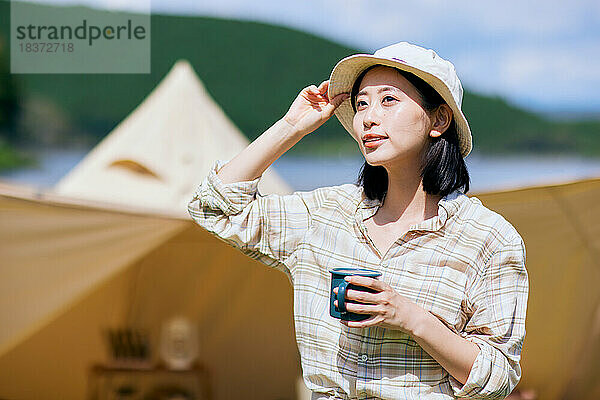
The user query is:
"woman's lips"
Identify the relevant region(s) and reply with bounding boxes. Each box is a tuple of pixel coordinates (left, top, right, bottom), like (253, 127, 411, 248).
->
(364, 137, 387, 148)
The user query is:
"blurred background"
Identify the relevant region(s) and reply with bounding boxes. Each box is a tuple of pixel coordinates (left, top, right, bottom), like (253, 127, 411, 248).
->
(0, 1, 599, 400)
(2, 0, 600, 190)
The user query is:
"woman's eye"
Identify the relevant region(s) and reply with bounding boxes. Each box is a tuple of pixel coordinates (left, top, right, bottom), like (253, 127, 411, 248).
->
(356, 96, 395, 109)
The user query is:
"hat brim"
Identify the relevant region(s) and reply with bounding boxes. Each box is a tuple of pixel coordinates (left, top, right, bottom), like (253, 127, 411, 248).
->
(328, 54, 472, 158)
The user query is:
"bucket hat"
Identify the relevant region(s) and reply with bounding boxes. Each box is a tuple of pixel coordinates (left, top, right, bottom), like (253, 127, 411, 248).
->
(328, 41, 472, 157)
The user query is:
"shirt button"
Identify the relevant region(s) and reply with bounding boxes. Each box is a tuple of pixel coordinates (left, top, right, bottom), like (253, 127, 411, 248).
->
(360, 354, 368, 362)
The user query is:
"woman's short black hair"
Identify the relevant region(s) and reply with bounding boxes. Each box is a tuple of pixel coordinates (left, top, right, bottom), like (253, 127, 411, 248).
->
(351, 65, 470, 201)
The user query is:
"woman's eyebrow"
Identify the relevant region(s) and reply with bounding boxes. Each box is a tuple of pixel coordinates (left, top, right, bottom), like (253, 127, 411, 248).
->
(357, 86, 397, 97)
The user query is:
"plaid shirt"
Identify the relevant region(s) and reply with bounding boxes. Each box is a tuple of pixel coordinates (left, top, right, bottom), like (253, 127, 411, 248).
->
(188, 159, 529, 399)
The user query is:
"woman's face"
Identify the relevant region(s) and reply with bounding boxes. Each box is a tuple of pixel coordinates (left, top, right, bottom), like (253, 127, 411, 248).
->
(352, 65, 435, 169)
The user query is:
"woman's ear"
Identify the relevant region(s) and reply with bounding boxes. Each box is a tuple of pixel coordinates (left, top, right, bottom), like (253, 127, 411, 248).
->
(429, 104, 453, 138)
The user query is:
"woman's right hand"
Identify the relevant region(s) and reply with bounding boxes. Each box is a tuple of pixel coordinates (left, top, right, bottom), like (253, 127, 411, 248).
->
(283, 80, 349, 137)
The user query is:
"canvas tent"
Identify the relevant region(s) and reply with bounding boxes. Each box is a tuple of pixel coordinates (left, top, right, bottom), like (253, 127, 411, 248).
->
(1, 60, 599, 400)
(52, 60, 291, 214)
(475, 180, 600, 400)
(0, 60, 304, 400)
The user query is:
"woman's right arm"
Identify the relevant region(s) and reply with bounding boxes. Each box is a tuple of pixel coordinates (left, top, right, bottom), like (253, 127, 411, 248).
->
(215, 80, 349, 184)
(188, 80, 349, 274)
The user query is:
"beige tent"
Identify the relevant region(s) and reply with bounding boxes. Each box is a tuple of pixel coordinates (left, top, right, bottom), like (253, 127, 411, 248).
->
(53, 60, 290, 214)
(0, 183, 303, 400)
(0, 61, 303, 400)
(475, 179, 600, 400)
(1, 60, 599, 399)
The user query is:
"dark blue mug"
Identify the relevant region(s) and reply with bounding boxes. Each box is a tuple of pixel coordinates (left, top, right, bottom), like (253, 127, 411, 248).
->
(329, 268, 382, 321)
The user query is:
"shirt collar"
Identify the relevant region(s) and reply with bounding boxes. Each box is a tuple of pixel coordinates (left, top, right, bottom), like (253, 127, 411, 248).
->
(356, 187, 466, 232)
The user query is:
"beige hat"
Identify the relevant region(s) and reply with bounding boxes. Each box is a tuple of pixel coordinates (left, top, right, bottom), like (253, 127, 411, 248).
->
(328, 41, 473, 158)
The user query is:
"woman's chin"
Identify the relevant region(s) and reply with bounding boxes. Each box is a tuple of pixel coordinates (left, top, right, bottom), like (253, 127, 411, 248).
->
(363, 152, 390, 166)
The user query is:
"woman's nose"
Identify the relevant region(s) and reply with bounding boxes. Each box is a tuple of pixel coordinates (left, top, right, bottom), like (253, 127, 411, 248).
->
(363, 104, 381, 128)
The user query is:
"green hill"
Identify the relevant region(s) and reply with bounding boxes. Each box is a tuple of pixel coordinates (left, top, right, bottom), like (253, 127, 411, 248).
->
(0, 0, 599, 161)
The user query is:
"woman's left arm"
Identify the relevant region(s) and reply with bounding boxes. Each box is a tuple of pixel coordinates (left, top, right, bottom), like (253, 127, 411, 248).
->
(338, 234, 529, 398)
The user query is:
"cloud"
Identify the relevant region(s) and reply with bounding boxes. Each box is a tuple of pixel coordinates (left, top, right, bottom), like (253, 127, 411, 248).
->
(454, 39, 600, 111)
(453, 0, 587, 36)
(500, 42, 600, 109)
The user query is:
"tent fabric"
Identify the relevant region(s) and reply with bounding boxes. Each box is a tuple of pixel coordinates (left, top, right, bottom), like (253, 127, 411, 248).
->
(0, 191, 301, 400)
(1, 59, 301, 399)
(53, 60, 293, 216)
(474, 178, 600, 400)
(0, 185, 187, 357)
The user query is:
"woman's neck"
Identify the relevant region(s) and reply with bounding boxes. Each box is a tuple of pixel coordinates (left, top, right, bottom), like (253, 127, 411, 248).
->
(377, 163, 442, 225)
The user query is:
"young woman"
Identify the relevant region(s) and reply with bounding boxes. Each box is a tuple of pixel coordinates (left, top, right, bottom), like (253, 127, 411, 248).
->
(188, 42, 529, 399)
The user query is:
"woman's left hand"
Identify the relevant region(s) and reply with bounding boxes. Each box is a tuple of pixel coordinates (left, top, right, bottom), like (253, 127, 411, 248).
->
(333, 276, 426, 332)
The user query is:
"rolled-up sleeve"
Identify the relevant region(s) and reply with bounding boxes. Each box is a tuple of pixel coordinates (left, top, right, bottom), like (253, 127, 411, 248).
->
(449, 235, 529, 399)
(187, 159, 328, 276)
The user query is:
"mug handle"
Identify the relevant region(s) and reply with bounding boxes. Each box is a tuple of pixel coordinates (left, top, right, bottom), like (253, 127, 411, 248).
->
(337, 280, 349, 313)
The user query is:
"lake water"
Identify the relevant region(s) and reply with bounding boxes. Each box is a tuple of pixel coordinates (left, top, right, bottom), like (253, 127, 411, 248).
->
(2, 148, 600, 193)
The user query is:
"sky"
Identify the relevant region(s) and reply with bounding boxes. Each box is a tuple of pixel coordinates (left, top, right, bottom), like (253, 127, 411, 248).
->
(22, 0, 600, 118)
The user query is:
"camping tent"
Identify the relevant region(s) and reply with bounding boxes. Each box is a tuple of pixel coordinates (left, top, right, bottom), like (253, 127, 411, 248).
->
(475, 180, 600, 400)
(1, 59, 599, 399)
(52, 60, 290, 214)
(0, 60, 304, 400)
